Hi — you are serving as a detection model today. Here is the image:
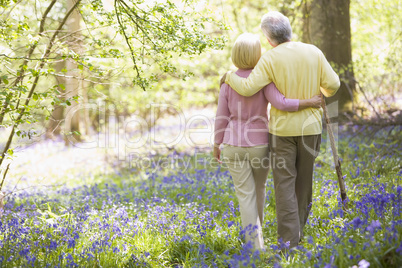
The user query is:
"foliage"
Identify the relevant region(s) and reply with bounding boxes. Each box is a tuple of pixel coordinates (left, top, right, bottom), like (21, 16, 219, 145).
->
(0, 0, 226, 182)
(1, 0, 399, 149)
(0, 127, 401, 267)
(350, 0, 402, 113)
(0, 0, 83, 173)
(95, 0, 227, 90)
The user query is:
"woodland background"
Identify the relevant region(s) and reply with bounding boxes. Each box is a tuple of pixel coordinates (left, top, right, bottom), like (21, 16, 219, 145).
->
(0, 0, 401, 155)
(0, 0, 401, 267)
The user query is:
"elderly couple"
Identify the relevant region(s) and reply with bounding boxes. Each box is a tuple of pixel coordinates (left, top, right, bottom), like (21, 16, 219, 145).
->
(213, 11, 340, 250)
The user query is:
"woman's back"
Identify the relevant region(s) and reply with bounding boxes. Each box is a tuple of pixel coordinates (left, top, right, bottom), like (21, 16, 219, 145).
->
(216, 68, 298, 147)
(225, 69, 269, 123)
(219, 69, 269, 147)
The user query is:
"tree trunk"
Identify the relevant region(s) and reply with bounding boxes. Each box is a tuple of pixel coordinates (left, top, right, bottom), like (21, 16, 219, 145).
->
(46, 61, 65, 139)
(302, 0, 355, 115)
(81, 79, 91, 136)
(64, 0, 82, 143)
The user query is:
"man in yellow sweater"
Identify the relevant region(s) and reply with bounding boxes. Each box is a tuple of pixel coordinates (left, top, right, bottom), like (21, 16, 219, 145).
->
(223, 11, 340, 248)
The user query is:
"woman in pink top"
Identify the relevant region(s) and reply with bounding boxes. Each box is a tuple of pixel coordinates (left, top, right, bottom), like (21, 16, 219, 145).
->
(213, 33, 321, 250)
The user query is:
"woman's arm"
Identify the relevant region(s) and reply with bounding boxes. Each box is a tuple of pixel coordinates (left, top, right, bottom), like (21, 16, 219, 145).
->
(214, 84, 230, 162)
(263, 83, 299, 111)
(263, 83, 321, 111)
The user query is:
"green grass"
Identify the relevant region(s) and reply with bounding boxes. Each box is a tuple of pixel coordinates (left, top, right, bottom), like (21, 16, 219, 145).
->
(0, 127, 401, 267)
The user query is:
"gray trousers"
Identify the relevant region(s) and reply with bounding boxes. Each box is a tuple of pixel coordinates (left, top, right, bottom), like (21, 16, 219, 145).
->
(268, 134, 321, 248)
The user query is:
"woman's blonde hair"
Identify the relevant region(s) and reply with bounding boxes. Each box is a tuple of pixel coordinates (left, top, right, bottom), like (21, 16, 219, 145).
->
(231, 33, 261, 69)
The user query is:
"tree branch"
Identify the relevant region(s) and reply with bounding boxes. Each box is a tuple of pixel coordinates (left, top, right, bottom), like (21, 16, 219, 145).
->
(0, 163, 11, 192)
(115, 0, 144, 90)
(39, 0, 57, 35)
(0, 0, 57, 125)
(0, 0, 82, 167)
(353, 78, 381, 119)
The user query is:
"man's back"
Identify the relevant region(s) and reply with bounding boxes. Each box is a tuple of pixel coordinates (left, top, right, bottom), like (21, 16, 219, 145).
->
(267, 42, 328, 136)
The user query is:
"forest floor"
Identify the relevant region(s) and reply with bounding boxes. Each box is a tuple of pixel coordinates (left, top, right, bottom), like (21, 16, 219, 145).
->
(0, 108, 401, 267)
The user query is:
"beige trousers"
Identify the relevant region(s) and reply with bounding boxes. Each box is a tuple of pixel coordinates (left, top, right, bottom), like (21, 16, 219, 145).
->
(268, 134, 321, 248)
(222, 145, 270, 250)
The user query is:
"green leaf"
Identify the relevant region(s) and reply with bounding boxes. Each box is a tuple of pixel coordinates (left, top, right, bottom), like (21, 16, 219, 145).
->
(2, 75, 9, 84)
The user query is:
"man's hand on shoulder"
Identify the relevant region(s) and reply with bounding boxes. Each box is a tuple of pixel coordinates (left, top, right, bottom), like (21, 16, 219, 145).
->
(220, 72, 228, 86)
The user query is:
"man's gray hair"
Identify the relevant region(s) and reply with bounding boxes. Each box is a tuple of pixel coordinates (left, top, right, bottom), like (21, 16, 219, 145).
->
(260, 11, 292, 46)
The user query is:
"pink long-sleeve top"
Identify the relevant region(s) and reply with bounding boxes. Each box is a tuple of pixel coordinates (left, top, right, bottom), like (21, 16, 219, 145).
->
(214, 69, 299, 147)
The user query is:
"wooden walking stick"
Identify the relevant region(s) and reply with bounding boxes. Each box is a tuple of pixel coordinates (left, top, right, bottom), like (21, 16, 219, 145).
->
(322, 96, 348, 211)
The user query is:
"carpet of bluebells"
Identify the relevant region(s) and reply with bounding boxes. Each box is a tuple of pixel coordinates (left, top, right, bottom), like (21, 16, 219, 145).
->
(0, 127, 401, 267)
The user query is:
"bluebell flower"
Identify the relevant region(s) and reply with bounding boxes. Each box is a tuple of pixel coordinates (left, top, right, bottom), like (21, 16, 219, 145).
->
(66, 253, 73, 261)
(270, 244, 279, 251)
(396, 185, 402, 195)
(180, 235, 191, 242)
(19, 248, 30, 257)
(350, 217, 363, 229)
(86, 253, 94, 260)
(396, 241, 402, 254)
(306, 251, 313, 260)
(366, 220, 381, 234)
(227, 220, 235, 228)
(48, 240, 57, 251)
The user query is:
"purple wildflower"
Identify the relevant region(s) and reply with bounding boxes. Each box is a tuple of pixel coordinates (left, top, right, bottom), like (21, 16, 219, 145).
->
(366, 220, 381, 233)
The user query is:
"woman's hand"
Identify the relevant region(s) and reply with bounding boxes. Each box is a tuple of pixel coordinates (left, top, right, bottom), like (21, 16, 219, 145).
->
(213, 144, 222, 164)
(309, 94, 322, 108)
(298, 94, 322, 110)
